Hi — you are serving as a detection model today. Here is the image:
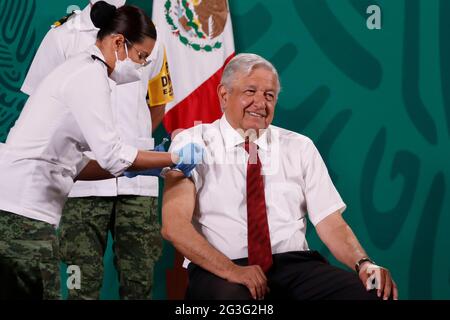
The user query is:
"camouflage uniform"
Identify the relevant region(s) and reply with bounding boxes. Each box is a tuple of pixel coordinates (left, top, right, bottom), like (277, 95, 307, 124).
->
(58, 195, 162, 300)
(0, 210, 60, 300)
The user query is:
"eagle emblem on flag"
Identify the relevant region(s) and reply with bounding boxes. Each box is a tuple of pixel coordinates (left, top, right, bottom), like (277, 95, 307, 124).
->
(164, 0, 228, 52)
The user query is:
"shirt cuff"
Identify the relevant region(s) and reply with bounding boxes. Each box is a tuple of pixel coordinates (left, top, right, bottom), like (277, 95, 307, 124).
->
(110, 145, 138, 177)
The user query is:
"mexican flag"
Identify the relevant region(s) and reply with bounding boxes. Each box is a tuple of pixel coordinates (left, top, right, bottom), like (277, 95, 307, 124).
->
(152, 0, 235, 133)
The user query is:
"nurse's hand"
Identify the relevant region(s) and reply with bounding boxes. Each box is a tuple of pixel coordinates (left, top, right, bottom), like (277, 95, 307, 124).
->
(123, 139, 169, 178)
(172, 143, 204, 177)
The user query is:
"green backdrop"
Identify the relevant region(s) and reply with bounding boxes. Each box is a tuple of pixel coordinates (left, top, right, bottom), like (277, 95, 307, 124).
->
(0, 0, 448, 299)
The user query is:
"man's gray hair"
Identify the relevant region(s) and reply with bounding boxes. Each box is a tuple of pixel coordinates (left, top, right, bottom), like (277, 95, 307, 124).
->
(220, 53, 281, 96)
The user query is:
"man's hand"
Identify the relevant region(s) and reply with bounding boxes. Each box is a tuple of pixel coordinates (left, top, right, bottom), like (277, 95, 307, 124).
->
(358, 262, 398, 300)
(224, 264, 269, 300)
(316, 212, 399, 300)
(123, 138, 169, 178)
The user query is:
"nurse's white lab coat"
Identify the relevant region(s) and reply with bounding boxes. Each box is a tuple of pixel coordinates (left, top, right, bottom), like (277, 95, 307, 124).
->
(21, 5, 163, 198)
(0, 46, 137, 226)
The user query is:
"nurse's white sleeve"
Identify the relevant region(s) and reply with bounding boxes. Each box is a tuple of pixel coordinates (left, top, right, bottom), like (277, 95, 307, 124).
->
(21, 29, 65, 96)
(301, 138, 346, 226)
(62, 63, 138, 177)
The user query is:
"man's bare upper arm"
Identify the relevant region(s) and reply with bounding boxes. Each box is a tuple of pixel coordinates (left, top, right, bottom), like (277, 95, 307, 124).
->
(162, 171, 197, 227)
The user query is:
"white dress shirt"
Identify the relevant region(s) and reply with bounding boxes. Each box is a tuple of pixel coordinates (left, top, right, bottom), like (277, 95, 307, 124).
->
(0, 45, 137, 226)
(21, 5, 164, 197)
(169, 115, 346, 266)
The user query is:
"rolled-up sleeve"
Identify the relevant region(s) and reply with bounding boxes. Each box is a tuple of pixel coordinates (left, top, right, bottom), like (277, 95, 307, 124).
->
(301, 138, 346, 226)
(62, 62, 138, 177)
(168, 129, 204, 187)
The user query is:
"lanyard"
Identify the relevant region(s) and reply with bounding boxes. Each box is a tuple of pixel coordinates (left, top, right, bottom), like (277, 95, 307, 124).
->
(91, 54, 111, 69)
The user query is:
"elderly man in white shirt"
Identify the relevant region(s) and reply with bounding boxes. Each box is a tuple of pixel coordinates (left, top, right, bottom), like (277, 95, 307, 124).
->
(162, 53, 398, 300)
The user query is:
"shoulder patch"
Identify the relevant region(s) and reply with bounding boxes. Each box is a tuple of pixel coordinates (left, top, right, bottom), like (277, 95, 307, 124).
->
(148, 48, 174, 107)
(51, 11, 76, 29)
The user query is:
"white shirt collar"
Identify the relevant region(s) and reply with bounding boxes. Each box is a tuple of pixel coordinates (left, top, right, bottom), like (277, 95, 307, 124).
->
(79, 5, 98, 32)
(255, 129, 270, 151)
(219, 114, 271, 151)
(88, 45, 110, 73)
(89, 45, 105, 59)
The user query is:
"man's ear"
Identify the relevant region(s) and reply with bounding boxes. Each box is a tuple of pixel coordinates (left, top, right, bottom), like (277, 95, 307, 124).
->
(217, 84, 228, 110)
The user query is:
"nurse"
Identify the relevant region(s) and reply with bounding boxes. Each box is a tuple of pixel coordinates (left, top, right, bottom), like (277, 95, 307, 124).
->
(0, 2, 200, 299)
(21, 0, 172, 300)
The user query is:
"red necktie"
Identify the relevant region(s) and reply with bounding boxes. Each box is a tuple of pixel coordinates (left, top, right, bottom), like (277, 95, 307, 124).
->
(245, 140, 273, 273)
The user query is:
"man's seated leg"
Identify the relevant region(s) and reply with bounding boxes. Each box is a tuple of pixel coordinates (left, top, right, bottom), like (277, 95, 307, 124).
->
(186, 260, 253, 300)
(270, 251, 380, 300)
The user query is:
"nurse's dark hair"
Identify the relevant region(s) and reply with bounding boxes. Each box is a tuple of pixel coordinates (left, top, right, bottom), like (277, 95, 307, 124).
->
(90, 1, 157, 43)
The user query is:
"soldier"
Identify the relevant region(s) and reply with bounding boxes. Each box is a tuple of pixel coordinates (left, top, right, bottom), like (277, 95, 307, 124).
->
(19, 0, 173, 299)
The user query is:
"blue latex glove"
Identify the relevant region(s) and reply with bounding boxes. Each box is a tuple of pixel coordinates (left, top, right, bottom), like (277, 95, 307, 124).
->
(123, 167, 162, 178)
(172, 142, 204, 177)
(123, 138, 170, 178)
(154, 137, 169, 152)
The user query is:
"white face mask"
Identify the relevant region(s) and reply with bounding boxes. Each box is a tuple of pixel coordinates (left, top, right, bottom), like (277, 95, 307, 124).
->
(90, 0, 126, 8)
(110, 45, 143, 85)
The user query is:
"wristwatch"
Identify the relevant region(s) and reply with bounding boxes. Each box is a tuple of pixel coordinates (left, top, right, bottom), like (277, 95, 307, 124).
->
(355, 257, 375, 273)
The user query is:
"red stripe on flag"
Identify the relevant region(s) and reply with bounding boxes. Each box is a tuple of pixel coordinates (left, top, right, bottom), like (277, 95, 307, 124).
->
(163, 53, 235, 132)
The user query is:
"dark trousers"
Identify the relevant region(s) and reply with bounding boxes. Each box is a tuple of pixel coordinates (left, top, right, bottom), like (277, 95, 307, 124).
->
(59, 196, 162, 300)
(186, 251, 380, 300)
